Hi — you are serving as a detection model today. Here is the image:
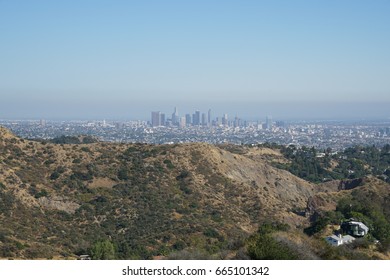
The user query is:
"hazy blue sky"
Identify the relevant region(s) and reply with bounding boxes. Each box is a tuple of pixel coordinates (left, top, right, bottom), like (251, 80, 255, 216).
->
(1, 0, 389, 120)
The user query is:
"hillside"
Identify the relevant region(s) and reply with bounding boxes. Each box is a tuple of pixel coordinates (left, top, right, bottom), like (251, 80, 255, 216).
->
(1, 127, 390, 259)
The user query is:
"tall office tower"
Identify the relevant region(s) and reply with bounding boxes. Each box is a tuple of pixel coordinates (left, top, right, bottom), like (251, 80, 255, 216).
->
(185, 114, 192, 125)
(151, 111, 161, 127)
(160, 113, 166, 126)
(40, 119, 46, 127)
(266, 116, 273, 130)
(201, 113, 207, 126)
(179, 116, 186, 128)
(207, 109, 212, 126)
(171, 107, 179, 125)
(193, 110, 200, 125)
(234, 116, 240, 128)
(222, 113, 228, 126)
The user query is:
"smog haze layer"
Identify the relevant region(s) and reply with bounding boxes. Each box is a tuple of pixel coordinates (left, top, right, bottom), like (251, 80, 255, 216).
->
(1, 0, 389, 120)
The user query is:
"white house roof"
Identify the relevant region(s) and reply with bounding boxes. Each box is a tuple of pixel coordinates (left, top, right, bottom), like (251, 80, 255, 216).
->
(325, 234, 355, 246)
(349, 221, 369, 232)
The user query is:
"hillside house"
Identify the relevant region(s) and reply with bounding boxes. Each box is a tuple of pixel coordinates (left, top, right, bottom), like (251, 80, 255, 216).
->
(341, 220, 369, 237)
(325, 234, 355, 247)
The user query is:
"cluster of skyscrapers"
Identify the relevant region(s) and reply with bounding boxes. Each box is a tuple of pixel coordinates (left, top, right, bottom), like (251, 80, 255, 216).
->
(152, 107, 212, 128)
(151, 107, 270, 129)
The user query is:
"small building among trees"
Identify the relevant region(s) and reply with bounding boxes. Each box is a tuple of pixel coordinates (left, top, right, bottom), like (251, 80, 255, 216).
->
(325, 234, 355, 247)
(341, 220, 369, 237)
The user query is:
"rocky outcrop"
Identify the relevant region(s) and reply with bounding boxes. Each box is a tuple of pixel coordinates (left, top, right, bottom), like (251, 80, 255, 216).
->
(338, 178, 364, 191)
(37, 196, 80, 214)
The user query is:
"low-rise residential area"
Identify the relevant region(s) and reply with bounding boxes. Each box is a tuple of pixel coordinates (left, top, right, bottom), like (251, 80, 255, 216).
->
(1, 117, 390, 151)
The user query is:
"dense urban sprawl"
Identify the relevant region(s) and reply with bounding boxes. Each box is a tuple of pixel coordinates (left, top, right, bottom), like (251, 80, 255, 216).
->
(1, 116, 390, 151)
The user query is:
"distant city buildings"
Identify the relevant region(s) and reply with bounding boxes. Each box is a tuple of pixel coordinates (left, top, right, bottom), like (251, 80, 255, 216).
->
(265, 116, 273, 130)
(201, 113, 207, 126)
(222, 113, 228, 126)
(171, 107, 179, 125)
(193, 110, 200, 126)
(160, 113, 165, 127)
(185, 114, 192, 125)
(151, 111, 162, 127)
(179, 116, 186, 128)
(2, 111, 390, 150)
(151, 107, 248, 128)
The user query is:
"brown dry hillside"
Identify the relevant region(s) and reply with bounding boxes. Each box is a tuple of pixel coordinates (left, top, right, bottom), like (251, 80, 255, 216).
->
(1, 126, 390, 259)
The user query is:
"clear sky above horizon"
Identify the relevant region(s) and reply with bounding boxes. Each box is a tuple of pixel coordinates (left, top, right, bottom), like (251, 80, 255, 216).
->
(1, 0, 389, 120)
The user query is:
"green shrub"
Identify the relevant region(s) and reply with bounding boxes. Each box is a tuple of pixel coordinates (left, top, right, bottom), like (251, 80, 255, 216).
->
(163, 159, 175, 169)
(246, 233, 298, 260)
(91, 240, 116, 260)
(50, 172, 60, 180)
(34, 190, 48, 199)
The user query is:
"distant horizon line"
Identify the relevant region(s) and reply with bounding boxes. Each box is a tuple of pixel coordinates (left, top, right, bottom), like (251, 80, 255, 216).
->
(1, 117, 390, 123)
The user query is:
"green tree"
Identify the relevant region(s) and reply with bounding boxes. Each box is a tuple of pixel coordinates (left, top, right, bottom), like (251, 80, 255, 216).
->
(91, 240, 116, 260)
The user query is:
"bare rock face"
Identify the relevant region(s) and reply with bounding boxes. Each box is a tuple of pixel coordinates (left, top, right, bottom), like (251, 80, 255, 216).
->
(37, 196, 80, 214)
(171, 143, 317, 228)
(305, 195, 334, 222)
(338, 178, 364, 191)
